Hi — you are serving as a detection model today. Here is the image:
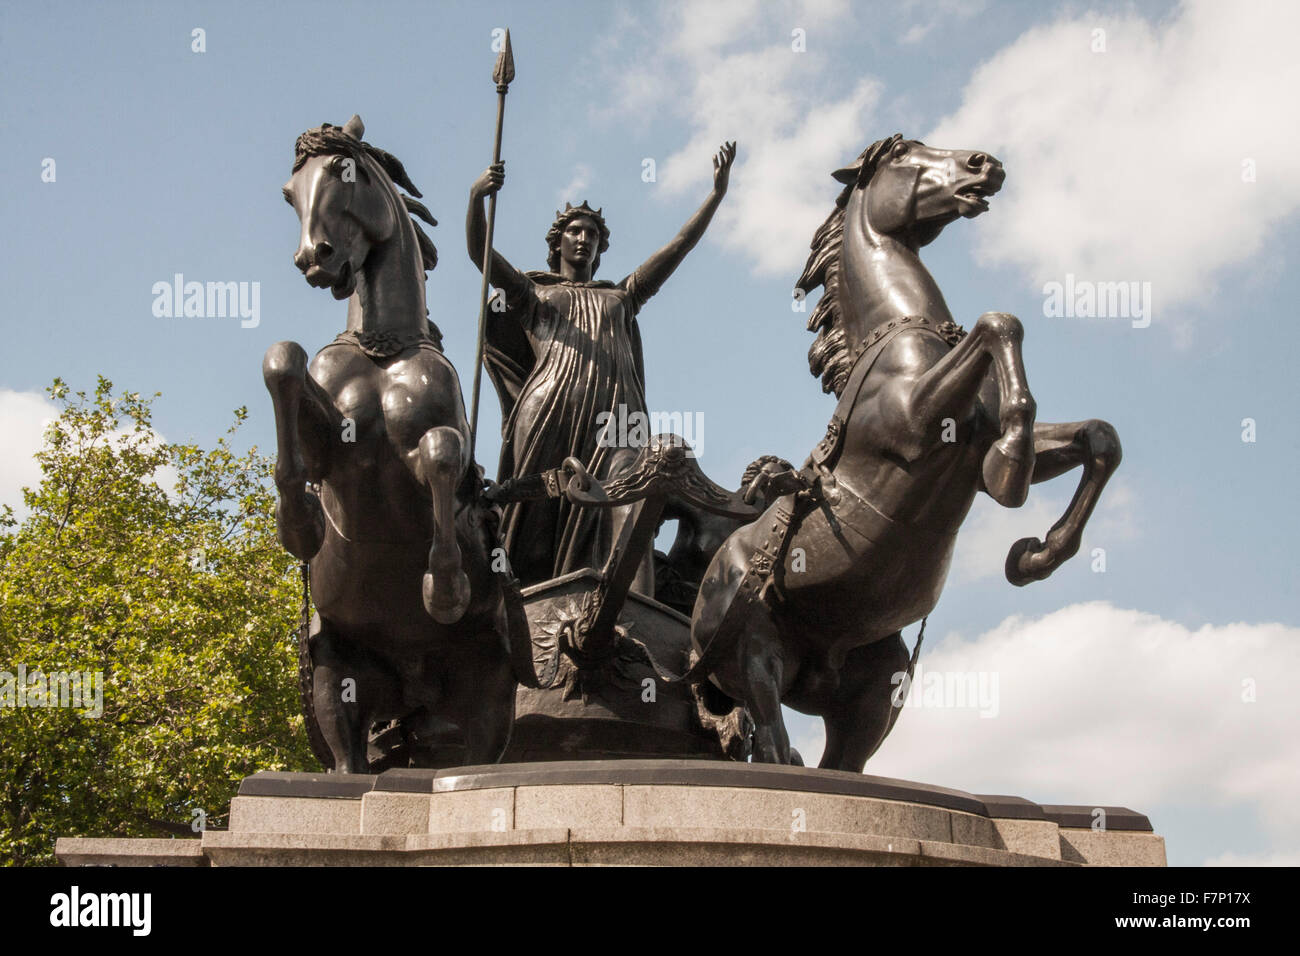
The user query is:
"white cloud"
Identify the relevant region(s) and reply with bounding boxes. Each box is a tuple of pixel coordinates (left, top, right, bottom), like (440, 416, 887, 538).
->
(797, 603, 1300, 864)
(557, 164, 593, 208)
(900, 0, 987, 46)
(606, 0, 880, 278)
(0, 387, 177, 519)
(1202, 850, 1300, 867)
(599, 0, 1300, 310)
(0, 389, 59, 515)
(926, 0, 1300, 317)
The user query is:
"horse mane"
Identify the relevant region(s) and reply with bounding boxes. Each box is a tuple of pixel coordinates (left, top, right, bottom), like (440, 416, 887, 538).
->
(293, 123, 439, 274)
(795, 134, 903, 396)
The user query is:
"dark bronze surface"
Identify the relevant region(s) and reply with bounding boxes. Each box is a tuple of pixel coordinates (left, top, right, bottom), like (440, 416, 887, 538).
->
(266, 116, 535, 773)
(467, 140, 736, 588)
(656, 455, 794, 616)
(505, 569, 748, 762)
(684, 135, 1121, 771)
(261, 38, 1121, 776)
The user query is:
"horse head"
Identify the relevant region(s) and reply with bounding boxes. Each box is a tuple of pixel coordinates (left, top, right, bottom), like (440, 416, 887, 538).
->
(836, 134, 1004, 247)
(283, 115, 437, 301)
(799, 135, 1006, 394)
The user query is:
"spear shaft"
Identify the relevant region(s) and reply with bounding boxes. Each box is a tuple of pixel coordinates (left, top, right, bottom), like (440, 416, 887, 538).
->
(469, 30, 515, 464)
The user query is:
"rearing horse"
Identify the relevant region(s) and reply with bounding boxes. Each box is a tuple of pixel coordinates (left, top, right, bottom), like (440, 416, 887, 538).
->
(264, 116, 533, 772)
(687, 135, 1121, 771)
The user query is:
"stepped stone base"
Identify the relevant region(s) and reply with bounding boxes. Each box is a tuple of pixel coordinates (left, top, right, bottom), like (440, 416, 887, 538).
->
(56, 760, 1166, 867)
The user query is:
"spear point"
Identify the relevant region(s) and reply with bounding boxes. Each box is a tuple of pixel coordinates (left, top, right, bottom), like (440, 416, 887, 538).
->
(493, 29, 515, 87)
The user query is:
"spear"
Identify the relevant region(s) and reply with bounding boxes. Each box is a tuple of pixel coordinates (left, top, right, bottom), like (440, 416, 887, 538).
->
(468, 28, 515, 464)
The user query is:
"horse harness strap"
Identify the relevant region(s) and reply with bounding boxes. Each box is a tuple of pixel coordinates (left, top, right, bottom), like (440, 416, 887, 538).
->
(793, 316, 952, 557)
(298, 560, 311, 636)
(687, 316, 943, 671)
(331, 328, 443, 360)
(808, 315, 949, 476)
(485, 463, 575, 504)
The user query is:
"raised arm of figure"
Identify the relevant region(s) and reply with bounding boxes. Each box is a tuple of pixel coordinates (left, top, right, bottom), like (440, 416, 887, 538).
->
(627, 142, 735, 305)
(466, 161, 528, 295)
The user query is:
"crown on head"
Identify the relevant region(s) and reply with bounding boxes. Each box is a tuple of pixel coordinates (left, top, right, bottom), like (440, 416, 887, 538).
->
(556, 200, 603, 220)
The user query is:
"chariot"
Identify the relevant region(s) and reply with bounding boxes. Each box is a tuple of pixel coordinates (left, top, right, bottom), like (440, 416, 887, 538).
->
(296, 434, 760, 772)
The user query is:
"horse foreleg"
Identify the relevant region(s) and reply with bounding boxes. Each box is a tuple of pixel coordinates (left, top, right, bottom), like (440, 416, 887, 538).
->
(263, 341, 334, 561)
(1006, 419, 1122, 586)
(902, 312, 1037, 507)
(417, 426, 472, 624)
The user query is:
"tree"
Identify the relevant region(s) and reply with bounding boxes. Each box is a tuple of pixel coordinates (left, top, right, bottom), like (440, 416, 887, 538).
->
(0, 377, 314, 865)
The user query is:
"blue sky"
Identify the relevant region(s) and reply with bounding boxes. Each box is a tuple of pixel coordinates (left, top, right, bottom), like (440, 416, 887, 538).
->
(2, 0, 1297, 866)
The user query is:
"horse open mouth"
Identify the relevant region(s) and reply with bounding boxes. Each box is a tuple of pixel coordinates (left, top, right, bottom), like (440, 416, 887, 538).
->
(329, 261, 355, 300)
(955, 183, 994, 214)
(304, 261, 356, 299)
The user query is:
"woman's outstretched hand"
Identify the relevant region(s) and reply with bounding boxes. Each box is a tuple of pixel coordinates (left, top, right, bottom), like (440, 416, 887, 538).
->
(712, 142, 737, 196)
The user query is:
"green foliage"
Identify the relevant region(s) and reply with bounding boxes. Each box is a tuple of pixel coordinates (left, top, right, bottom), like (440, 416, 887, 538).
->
(0, 377, 313, 865)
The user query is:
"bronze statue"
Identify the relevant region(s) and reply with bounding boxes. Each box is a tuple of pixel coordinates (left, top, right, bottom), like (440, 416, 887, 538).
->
(264, 117, 536, 772)
(655, 455, 794, 616)
(681, 135, 1122, 770)
(466, 143, 737, 590)
(259, 35, 1127, 775)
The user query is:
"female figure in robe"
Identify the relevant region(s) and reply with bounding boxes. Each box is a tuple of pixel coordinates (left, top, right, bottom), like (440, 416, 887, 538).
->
(466, 143, 736, 587)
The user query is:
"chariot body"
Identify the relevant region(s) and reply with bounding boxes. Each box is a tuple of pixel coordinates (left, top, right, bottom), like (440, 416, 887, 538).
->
(295, 434, 760, 771)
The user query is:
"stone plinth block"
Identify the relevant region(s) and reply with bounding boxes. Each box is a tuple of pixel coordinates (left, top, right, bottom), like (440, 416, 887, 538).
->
(56, 760, 1166, 867)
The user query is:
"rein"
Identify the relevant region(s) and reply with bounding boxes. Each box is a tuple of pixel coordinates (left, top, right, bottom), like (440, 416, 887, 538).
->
(299, 560, 311, 632)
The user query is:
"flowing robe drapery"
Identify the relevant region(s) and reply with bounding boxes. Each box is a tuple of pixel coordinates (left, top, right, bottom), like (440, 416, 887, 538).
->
(483, 270, 660, 586)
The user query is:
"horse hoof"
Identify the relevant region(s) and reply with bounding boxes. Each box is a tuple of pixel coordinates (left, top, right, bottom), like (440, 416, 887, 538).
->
(423, 570, 471, 624)
(1005, 536, 1049, 586)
